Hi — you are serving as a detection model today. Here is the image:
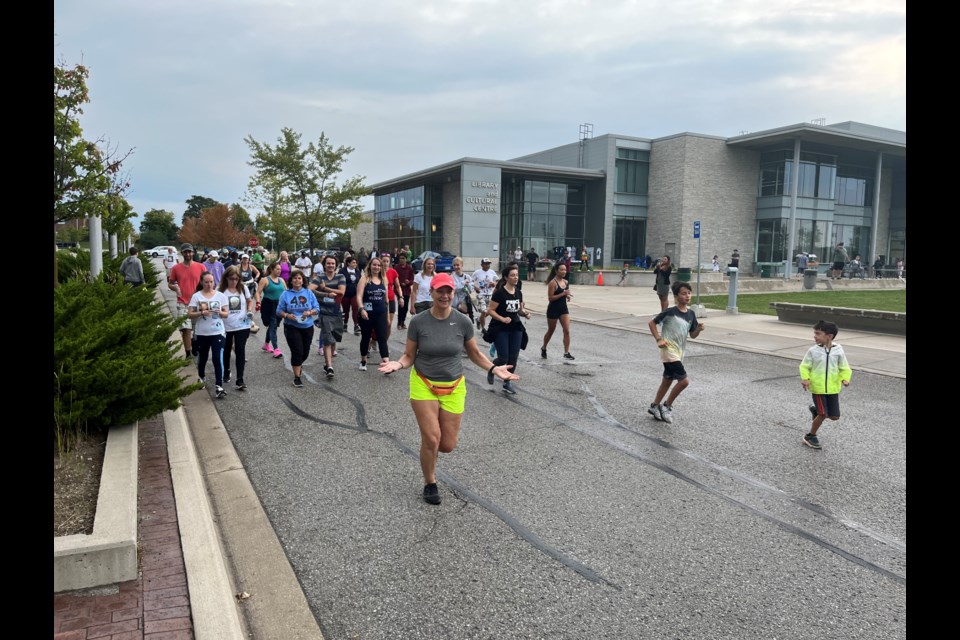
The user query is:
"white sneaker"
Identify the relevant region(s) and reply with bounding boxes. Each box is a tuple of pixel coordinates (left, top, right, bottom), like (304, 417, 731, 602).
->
(358, 361, 367, 371)
(659, 404, 674, 424)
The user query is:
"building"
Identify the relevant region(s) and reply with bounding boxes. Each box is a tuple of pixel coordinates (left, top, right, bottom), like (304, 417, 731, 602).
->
(369, 121, 905, 275)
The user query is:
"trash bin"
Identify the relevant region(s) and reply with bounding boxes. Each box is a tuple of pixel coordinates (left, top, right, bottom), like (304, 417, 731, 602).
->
(760, 264, 772, 278)
(518, 263, 528, 280)
(676, 267, 692, 282)
(803, 268, 818, 290)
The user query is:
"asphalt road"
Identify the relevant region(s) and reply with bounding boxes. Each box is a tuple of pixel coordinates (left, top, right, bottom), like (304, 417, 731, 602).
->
(211, 315, 906, 640)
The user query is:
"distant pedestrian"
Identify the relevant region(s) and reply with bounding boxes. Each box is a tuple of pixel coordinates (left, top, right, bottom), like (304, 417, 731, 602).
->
(896, 258, 904, 280)
(795, 252, 808, 278)
(617, 262, 629, 286)
(163, 247, 178, 274)
(377, 273, 518, 505)
(873, 257, 884, 279)
(526, 247, 539, 281)
(799, 320, 852, 449)
(653, 255, 673, 312)
(831, 242, 848, 280)
(278, 251, 292, 282)
(120, 246, 144, 287)
(204, 250, 225, 287)
(646, 281, 704, 424)
(712, 255, 721, 273)
(513, 246, 524, 263)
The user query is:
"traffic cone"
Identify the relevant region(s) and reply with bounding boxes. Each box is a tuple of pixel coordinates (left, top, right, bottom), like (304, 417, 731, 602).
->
(597, 272, 604, 286)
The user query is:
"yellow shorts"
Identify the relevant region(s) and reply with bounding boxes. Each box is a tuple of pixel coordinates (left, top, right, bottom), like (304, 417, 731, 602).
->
(409, 368, 466, 414)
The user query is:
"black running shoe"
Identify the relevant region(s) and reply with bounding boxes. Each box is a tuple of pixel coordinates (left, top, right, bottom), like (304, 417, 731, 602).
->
(223, 370, 231, 384)
(293, 376, 304, 388)
(541, 347, 547, 359)
(215, 386, 227, 399)
(803, 433, 822, 449)
(502, 381, 517, 395)
(326, 367, 335, 379)
(563, 352, 575, 360)
(423, 483, 441, 505)
(235, 379, 246, 390)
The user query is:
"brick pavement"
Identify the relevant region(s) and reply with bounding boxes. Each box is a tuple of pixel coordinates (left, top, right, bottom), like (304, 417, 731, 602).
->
(54, 416, 196, 639)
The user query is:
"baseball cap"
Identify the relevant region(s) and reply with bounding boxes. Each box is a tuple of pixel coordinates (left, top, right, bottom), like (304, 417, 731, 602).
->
(180, 243, 194, 252)
(208, 250, 219, 258)
(481, 257, 491, 264)
(431, 273, 455, 291)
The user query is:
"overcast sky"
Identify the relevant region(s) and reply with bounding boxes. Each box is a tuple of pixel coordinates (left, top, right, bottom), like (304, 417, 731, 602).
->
(54, 0, 905, 224)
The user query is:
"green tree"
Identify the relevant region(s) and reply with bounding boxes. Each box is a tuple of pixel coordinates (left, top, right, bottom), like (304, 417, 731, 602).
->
(230, 203, 255, 233)
(244, 128, 368, 254)
(54, 61, 133, 225)
(139, 208, 180, 247)
(182, 196, 221, 225)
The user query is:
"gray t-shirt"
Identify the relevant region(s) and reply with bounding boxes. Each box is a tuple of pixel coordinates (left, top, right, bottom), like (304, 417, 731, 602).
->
(408, 309, 475, 381)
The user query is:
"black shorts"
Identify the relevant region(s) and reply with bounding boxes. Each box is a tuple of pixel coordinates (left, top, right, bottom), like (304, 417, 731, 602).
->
(661, 361, 687, 381)
(832, 261, 845, 271)
(389, 299, 397, 314)
(811, 393, 840, 418)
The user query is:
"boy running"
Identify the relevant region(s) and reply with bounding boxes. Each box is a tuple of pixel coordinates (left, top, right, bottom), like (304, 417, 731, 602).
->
(647, 281, 704, 424)
(799, 320, 852, 449)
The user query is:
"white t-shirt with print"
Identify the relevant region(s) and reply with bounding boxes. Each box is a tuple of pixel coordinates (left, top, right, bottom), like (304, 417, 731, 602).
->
(189, 291, 229, 336)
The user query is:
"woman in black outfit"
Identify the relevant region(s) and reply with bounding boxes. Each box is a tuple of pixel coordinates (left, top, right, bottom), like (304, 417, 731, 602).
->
(540, 261, 574, 360)
(356, 256, 391, 370)
(485, 264, 530, 394)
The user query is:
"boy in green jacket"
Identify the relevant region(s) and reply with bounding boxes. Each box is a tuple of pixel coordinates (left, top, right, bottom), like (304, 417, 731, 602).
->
(799, 320, 852, 449)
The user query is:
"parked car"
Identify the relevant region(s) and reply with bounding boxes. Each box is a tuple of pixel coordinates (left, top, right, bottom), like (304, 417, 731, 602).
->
(411, 250, 456, 273)
(146, 245, 178, 258)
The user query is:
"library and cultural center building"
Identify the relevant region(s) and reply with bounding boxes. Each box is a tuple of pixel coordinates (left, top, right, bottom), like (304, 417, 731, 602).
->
(369, 121, 905, 276)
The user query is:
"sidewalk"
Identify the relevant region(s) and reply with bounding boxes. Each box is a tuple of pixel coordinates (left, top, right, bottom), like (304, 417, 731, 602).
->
(53, 274, 905, 639)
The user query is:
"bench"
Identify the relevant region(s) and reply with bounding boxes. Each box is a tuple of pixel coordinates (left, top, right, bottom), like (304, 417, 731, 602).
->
(768, 302, 905, 336)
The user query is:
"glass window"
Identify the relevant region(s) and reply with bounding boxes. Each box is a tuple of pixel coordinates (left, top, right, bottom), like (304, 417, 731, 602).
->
(755, 218, 786, 263)
(616, 155, 649, 194)
(613, 217, 646, 261)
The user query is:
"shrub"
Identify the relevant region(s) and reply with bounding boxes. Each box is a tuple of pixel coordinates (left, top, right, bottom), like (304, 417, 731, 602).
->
(54, 275, 200, 446)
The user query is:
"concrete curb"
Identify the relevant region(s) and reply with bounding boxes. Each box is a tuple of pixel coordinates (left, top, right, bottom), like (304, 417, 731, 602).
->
(164, 406, 247, 639)
(54, 423, 139, 593)
(181, 384, 326, 640)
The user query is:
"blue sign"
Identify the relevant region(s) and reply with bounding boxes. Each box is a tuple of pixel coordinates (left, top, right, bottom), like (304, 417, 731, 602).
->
(693, 220, 700, 239)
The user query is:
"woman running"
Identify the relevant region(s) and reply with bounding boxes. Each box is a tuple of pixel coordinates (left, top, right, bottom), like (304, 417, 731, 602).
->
(451, 257, 475, 325)
(356, 256, 391, 371)
(540, 262, 574, 360)
(411, 257, 436, 315)
(485, 264, 531, 395)
(378, 273, 518, 505)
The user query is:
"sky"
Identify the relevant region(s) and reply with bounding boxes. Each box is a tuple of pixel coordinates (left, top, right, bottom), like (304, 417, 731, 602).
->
(53, 0, 906, 226)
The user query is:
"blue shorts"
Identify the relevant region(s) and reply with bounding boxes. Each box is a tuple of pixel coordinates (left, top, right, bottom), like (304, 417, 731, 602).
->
(811, 393, 840, 418)
(661, 361, 687, 381)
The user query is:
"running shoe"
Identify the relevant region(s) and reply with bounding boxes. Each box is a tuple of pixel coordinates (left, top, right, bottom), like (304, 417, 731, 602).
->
(293, 376, 304, 388)
(423, 483, 441, 505)
(659, 404, 674, 424)
(502, 381, 517, 395)
(647, 403, 662, 420)
(563, 352, 575, 360)
(215, 386, 227, 399)
(358, 361, 367, 371)
(223, 370, 231, 384)
(262, 343, 272, 353)
(541, 347, 547, 359)
(235, 379, 246, 390)
(808, 404, 818, 420)
(354, 326, 361, 335)
(803, 433, 822, 449)
(273, 349, 283, 358)
(326, 367, 335, 379)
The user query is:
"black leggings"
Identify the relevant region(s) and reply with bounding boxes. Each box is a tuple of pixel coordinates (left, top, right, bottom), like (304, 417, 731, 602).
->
(224, 329, 250, 381)
(360, 311, 389, 359)
(397, 296, 410, 327)
(195, 333, 225, 386)
(283, 324, 314, 367)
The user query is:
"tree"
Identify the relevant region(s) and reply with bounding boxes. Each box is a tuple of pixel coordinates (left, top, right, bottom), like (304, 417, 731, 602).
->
(182, 196, 221, 225)
(244, 128, 368, 255)
(139, 209, 180, 247)
(230, 203, 255, 233)
(54, 61, 133, 225)
(179, 204, 253, 249)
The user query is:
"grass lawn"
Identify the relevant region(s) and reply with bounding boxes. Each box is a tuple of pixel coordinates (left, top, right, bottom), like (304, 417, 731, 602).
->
(696, 290, 906, 316)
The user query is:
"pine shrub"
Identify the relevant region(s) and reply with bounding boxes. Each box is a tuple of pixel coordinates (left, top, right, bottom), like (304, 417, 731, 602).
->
(54, 276, 200, 442)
